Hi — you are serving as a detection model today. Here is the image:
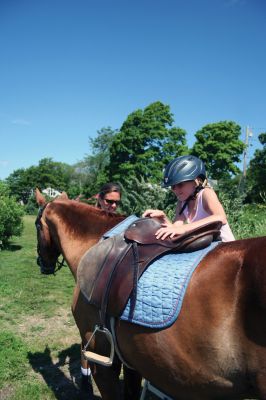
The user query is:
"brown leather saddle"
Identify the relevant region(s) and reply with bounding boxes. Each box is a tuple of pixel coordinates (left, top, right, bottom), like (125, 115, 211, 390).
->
(78, 218, 222, 323)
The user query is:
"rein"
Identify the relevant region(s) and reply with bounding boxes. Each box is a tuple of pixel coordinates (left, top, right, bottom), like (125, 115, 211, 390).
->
(35, 204, 67, 274)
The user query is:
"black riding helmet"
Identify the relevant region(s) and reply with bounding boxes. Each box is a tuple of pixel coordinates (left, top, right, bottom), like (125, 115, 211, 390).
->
(162, 155, 206, 188)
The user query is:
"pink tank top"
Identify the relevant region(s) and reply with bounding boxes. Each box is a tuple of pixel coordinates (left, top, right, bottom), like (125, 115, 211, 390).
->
(182, 189, 235, 242)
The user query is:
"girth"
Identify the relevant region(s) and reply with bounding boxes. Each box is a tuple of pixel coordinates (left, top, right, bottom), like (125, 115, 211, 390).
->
(77, 218, 222, 325)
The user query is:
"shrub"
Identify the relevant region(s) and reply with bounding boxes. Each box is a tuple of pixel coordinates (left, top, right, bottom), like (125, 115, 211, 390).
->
(24, 195, 39, 215)
(0, 182, 24, 248)
(120, 176, 176, 218)
(218, 187, 266, 239)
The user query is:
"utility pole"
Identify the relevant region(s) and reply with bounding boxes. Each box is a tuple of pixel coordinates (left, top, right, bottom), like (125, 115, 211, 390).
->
(242, 126, 252, 178)
(239, 125, 252, 191)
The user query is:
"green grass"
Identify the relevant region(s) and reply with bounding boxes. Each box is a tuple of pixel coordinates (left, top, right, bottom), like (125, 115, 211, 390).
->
(0, 216, 84, 399)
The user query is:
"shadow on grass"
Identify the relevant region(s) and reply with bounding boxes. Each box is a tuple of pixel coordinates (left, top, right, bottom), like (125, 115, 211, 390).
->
(28, 344, 101, 400)
(5, 244, 22, 251)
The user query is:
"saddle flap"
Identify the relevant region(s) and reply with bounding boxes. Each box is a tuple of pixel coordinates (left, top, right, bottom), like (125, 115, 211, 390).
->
(78, 235, 129, 308)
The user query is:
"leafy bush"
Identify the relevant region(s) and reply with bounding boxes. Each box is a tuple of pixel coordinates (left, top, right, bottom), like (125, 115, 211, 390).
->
(218, 187, 266, 239)
(120, 176, 176, 218)
(0, 182, 24, 248)
(24, 194, 39, 215)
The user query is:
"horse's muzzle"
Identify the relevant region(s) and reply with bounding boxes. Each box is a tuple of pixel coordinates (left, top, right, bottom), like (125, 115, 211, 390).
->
(36, 256, 55, 275)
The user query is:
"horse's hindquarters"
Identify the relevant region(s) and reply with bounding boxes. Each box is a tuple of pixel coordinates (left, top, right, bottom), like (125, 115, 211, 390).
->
(116, 240, 266, 400)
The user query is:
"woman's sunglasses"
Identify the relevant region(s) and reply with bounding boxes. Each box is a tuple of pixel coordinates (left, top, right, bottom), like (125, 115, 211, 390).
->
(104, 199, 121, 206)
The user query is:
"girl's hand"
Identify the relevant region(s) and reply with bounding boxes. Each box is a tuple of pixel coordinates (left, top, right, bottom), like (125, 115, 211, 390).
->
(155, 224, 187, 240)
(142, 209, 166, 219)
(142, 209, 171, 225)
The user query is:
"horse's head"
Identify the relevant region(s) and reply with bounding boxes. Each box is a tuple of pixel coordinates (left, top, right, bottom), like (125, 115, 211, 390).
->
(35, 188, 66, 275)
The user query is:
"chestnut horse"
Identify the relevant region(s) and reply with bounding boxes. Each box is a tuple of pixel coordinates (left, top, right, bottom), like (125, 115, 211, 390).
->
(35, 190, 266, 400)
(35, 189, 142, 399)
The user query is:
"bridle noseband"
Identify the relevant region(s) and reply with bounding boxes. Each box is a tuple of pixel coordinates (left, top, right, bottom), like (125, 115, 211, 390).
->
(35, 204, 66, 275)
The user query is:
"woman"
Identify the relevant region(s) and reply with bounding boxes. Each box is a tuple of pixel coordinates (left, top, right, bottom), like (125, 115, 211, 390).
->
(96, 182, 122, 213)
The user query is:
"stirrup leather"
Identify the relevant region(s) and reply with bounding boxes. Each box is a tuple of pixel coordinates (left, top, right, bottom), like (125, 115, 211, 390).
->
(82, 325, 114, 367)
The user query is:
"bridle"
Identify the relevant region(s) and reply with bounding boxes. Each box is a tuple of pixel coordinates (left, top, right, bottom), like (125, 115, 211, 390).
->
(35, 204, 66, 275)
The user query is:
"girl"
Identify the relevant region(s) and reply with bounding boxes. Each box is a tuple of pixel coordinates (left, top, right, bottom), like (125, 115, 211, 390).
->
(143, 155, 235, 242)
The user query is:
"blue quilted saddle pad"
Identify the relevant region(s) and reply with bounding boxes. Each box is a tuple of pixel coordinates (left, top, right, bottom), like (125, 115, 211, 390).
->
(120, 241, 220, 328)
(102, 215, 220, 329)
(103, 215, 139, 238)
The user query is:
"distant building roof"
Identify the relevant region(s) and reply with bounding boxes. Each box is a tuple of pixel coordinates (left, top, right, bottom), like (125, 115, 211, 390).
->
(42, 187, 61, 198)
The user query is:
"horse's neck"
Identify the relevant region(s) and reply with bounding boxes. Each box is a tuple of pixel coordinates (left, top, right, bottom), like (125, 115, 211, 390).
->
(53, 224, 102, 280)
(49, 203, 123, 280)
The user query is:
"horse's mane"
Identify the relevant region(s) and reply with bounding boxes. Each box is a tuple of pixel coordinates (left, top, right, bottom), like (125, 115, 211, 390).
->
(49, 198, 126, 238)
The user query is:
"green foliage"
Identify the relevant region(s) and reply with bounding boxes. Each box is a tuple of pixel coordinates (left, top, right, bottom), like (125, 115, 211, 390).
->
(76, 127, 118, 196)
(5, 158, 75, 203)
(0, 182, 24, 247)
(238, 204, 266, 238)
(107, 101, 188, 185)
(246, 132, 266, 203)
(217, 187, 245, 239)
(120, 176, 176, 218)
(217, 185, 266, 239)
(24, 194, 39, 215)
(192, 121, 245, 180)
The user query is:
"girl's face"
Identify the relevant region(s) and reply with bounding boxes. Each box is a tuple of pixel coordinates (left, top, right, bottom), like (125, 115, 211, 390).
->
(171, 180, 196, 201)
(99, 191, 121, 212)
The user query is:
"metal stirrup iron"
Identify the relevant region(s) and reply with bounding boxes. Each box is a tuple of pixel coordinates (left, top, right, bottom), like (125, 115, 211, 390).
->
(82, 325, 115, 367)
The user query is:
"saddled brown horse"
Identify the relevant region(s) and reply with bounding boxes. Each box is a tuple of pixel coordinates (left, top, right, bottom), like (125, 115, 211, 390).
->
(35, 189, 142, 399)
(35, 189, 266, 400)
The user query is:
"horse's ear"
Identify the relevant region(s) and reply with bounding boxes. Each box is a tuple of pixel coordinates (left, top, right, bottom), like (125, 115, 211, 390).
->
(35, 188, 46, 206)
(58, 191, 69, 200)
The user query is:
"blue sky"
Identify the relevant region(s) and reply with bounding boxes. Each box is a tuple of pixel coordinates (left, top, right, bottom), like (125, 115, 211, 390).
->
(0, 0, 265, 180)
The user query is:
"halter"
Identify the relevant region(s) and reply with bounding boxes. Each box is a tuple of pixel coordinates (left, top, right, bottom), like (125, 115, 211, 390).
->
(35, 204, 66, 275)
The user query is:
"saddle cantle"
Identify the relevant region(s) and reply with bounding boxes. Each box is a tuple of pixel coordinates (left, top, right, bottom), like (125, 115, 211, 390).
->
(78, 218, 222, 321)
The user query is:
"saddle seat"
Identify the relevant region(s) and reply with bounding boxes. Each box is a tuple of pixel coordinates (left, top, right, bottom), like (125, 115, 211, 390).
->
(78, 218, 222, 319)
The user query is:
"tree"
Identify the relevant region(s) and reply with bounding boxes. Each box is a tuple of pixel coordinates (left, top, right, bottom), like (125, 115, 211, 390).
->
(191, 121, 245, 180)
(107, 101, 188, 185)
(76, 127, 118, 196)
(246, 132, 266, 203)
(5, 158, 74, 203)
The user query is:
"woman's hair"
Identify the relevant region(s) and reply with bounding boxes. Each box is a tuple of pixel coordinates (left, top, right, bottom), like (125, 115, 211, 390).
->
(96, 182, 122, 208)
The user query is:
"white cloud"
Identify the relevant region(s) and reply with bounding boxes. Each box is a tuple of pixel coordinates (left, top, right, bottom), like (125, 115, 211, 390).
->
(0, 160, 9, 167)
(11, 119, 31, 126)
